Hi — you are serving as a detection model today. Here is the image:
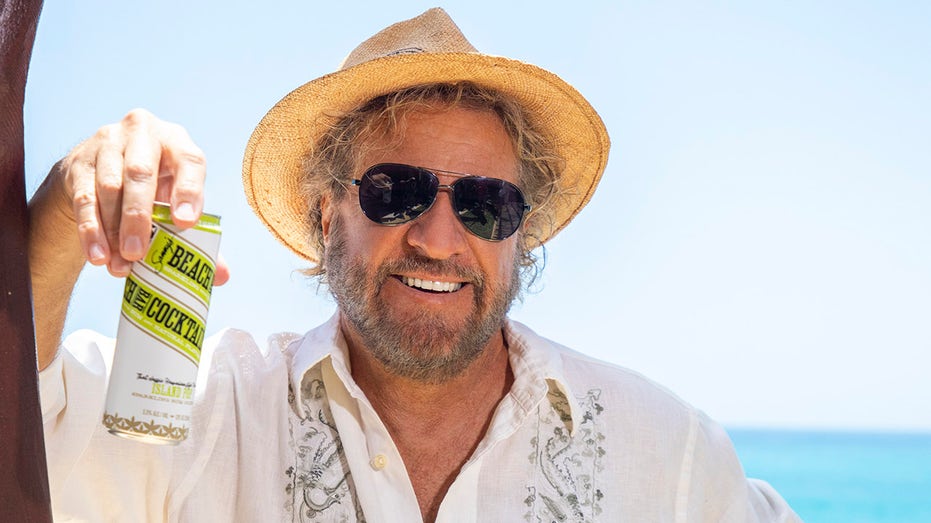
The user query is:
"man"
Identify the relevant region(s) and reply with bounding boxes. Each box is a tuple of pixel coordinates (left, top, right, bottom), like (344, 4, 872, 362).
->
(29, 8, 799, 522)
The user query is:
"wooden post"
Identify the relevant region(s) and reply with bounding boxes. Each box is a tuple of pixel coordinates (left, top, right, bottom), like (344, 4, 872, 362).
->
(0, 0, 52, 520)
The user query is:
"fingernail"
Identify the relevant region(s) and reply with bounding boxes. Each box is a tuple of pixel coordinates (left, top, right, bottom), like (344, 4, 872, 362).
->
(110, 258, 132, 277)
(123, 236, 144, 258)
(174, 202, 195, 222)
(88, 243, 106, 263)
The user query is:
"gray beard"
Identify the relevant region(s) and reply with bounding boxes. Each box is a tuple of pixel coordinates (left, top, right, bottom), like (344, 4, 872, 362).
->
(324, 223, 520, 383)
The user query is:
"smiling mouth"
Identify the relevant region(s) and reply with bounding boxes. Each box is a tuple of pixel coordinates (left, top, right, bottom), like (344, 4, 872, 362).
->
(400, 276, 464, 293)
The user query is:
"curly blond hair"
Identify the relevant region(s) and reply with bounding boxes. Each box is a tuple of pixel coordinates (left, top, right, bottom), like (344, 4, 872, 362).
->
(300, 82, 565, 287)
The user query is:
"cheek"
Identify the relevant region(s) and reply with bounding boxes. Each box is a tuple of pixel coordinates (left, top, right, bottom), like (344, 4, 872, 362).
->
(333, 201, 408, 259)
(477, 239, 520, 282)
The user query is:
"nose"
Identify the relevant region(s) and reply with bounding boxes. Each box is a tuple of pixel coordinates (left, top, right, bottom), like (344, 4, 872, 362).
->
(405, 190, 468, 260)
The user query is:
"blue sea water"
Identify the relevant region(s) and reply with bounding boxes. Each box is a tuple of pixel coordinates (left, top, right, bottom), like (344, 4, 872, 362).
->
(729, 429, 931, 523)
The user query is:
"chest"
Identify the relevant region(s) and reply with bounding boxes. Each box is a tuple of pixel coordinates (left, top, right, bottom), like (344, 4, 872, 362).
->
(279, 375, 609, 522)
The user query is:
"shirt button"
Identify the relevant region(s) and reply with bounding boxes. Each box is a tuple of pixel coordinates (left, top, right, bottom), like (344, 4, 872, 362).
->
(370, 454, 388, 470)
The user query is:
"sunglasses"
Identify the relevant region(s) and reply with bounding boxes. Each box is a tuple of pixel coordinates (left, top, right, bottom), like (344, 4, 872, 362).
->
(351, 163, 531, 241)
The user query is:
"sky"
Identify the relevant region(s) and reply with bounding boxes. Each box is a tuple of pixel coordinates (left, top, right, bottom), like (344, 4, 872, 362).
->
(23, 1, 930, 431)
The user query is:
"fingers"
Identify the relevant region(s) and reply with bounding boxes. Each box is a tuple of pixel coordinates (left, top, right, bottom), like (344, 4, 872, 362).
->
(68, 152, 109, 266)
(59, 109, 208, 277)
(160, 122, 206, 228)
(213, 251, 231, 287)
(119, 113, 161, 263)
(95, 123, 131, 274)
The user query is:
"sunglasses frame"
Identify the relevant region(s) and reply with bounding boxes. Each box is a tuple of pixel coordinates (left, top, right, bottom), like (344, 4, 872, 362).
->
(350, 163, 532, 241)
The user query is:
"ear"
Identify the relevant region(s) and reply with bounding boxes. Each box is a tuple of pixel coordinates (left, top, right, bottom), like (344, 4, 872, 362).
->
(320, 194, 333, 245)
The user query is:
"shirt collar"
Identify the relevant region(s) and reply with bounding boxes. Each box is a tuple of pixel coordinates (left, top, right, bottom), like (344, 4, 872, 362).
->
(285, 314, 583, 434)
(503, 319, 583, 436)
(284, 313, 344, 419)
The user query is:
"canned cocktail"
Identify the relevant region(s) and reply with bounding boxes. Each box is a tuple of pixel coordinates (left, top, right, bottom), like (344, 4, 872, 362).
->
(103, 203, 221, 445)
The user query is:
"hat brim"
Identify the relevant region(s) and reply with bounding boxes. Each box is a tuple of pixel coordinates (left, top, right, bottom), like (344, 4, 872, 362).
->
(243, 52, 610, 262)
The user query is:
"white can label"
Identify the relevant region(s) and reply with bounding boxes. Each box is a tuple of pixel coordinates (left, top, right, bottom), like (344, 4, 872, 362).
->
(103, 204, 221, 445)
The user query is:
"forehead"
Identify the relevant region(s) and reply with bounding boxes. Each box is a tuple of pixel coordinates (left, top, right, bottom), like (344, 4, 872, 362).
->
(358, 106, 520, 183)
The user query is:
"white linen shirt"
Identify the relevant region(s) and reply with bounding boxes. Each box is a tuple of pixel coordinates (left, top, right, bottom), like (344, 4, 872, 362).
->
(42, 315, 799, 522)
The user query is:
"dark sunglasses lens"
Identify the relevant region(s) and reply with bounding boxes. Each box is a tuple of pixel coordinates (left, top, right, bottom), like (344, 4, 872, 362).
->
(453, 178, 527, 241)
(358, 165, 437, 225)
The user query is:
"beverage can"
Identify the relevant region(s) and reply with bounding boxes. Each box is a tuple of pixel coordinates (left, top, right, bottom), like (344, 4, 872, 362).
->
(102, 203, 222, 445)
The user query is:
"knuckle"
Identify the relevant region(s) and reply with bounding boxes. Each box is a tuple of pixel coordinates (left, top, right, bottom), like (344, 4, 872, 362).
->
(161, 123, 205, 163)
(178, 147, 206, 166)
(96, 176, 122, 194)
(75, 220, 100, 237)
(71, 189, 97, 208)
(122, 206, 151, 221)
(123, 108, 154, 126)
(120, 206, 155, 228)
(94, 123, 120, 142)
(172, 178, 201, 196)
(123, 162, 157, 183)
(73, 156, 96, 172)
(61, 157, 93, 186)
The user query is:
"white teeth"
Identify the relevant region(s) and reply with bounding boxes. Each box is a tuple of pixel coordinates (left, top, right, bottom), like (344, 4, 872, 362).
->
(402, 276, 463, 292)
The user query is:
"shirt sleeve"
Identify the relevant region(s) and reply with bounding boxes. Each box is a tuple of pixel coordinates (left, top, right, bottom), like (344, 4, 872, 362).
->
(680, 411, 801, 522)
(40, 330, 111, 496)
(40, 330, 176, 522)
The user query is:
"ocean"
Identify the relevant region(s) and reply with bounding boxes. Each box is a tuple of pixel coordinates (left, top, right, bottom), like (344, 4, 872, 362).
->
(729, 429, 931, 523)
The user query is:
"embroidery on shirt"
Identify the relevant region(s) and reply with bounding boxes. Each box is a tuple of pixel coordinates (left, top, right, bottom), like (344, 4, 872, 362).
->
(524, 388, 606, 522)
(285, 369, 365, 522)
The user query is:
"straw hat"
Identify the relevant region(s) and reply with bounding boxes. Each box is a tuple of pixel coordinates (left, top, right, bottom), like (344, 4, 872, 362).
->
(242, 7, 610, 262)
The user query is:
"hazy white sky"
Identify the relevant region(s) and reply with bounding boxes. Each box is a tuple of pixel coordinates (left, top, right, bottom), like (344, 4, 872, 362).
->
(25, 1, 930, 431)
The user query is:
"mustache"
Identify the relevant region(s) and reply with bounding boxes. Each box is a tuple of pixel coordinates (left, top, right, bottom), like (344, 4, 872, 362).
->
(376, 255, 485, 287)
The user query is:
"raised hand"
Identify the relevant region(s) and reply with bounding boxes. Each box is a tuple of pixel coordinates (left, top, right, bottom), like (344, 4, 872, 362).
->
(29, 109, 227, 368)
(56, 108, 208, 276)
